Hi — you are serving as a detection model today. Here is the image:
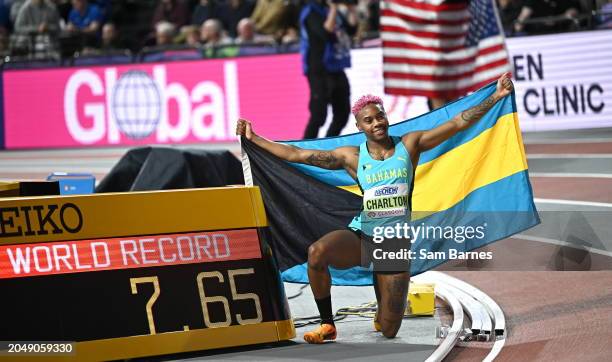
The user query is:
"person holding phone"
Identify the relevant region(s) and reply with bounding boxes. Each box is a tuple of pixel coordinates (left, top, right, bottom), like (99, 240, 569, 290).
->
(299, 0, 357, 139)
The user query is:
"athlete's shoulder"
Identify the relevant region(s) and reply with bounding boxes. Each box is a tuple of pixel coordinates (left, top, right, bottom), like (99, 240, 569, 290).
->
(400, 132, 422, 158)
(401, 132, 422, 146)
(334, 145, 359, 153)
(333, 145, 359, 158)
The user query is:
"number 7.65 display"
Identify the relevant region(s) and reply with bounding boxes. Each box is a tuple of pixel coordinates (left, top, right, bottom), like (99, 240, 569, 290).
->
(0, 187, 294, 361)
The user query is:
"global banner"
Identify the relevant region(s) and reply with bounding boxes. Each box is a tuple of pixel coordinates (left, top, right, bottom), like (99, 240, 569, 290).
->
(2, 55, 310, 149)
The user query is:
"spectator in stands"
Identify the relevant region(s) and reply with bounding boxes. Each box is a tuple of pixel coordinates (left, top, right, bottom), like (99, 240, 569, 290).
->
(152, 0, 189, 30)
(223, 0, 255, 38)
(13, 0, 61, 55)
(281, 26, 298, 44)
(0, 1, 9, 55)
(52, 0, 71, 22)
(597, 1, 612, 28)
(64, 0, 103, 51)
(355, 0, 379, 39)
(66, 0, 103, 35)
(497, 0, 523, 35)
(200, 18, 230, 47)
(100, 22, 120, 49)
(191, 0, 227, 27)
(155, 20, 176, 46)
(365, 0, 379, 33)
(251, 0, 289, 36)
(234, 17, 273, 44)
(10, 0, 26, 24)
(0, 1, 9, 33)
(180, 24, 200, 46)
(514, 0, 581, 34)
(92, 0, 110, 18)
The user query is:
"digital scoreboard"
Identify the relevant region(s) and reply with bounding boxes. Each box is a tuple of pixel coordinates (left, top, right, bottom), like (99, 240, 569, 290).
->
(0, 187, 294, 361)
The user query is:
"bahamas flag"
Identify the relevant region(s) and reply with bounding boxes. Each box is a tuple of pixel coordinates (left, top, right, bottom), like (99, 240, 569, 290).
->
(242, 82, 540, 285)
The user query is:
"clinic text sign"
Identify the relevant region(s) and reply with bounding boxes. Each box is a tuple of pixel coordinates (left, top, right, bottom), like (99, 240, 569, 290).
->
(506, 29, 612, 131)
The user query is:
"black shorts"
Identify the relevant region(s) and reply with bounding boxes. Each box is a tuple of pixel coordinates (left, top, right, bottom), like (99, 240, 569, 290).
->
(348, 227, 411, 274)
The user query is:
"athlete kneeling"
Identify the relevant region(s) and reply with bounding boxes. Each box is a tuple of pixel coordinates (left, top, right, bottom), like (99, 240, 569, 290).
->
(236, 73, 514, 343)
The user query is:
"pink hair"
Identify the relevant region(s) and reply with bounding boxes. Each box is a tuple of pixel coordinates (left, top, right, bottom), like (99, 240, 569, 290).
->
(351, 94, 384, 117)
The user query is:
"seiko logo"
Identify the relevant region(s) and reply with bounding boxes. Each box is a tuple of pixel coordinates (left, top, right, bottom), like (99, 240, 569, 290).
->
(0, 203, 84, 238)
(374, 186, 398, 197)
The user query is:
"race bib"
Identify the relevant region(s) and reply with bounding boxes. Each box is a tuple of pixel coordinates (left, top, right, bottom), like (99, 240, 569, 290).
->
(363, 183, 409, 219)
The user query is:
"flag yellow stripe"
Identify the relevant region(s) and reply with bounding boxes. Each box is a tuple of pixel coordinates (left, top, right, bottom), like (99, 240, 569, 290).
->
(414, 112, 526, 211)
(338, 184, 361, 194)
(339, 112, 527, 212)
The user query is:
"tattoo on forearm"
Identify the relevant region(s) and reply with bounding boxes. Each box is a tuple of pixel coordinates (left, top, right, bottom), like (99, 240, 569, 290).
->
(460, 95, 497, 124)
(306, 151, 340, 169)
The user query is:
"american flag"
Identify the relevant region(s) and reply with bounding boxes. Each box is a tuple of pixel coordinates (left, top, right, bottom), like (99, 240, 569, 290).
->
(381, 0, 511, 99)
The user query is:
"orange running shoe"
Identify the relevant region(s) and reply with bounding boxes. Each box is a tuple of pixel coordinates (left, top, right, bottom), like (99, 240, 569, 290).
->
(303, 323, 337, 344)
(374, 310, 382, 332)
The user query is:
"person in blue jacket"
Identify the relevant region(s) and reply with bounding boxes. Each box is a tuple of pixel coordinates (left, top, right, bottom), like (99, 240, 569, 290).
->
(300, 0, 357, 139)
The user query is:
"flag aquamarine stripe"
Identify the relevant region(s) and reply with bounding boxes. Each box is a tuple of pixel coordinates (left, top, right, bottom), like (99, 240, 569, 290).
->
(281, 169, 539, 285)
(282, 263, 373, 286)
(283, 82, 514, 186)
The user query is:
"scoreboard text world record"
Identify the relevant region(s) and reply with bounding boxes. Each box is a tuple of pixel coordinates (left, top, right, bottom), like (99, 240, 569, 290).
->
(0, 187, 295, 361)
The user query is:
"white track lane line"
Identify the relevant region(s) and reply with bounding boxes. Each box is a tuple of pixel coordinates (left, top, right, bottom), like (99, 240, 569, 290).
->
(485, 338, 505, 362)
(524, 138, 612, 144)
(424, 272, 506, 362)
(422, 282, 464, 362)
(528, 154, 612, 159)
(511, 234, 612, 258)
(534, 198, 612, 208)
(529, 173, 612, 178)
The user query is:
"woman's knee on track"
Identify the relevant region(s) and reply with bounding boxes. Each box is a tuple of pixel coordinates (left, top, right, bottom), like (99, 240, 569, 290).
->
(380, 318, 402, 338)
(308, 243, 327, 270)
